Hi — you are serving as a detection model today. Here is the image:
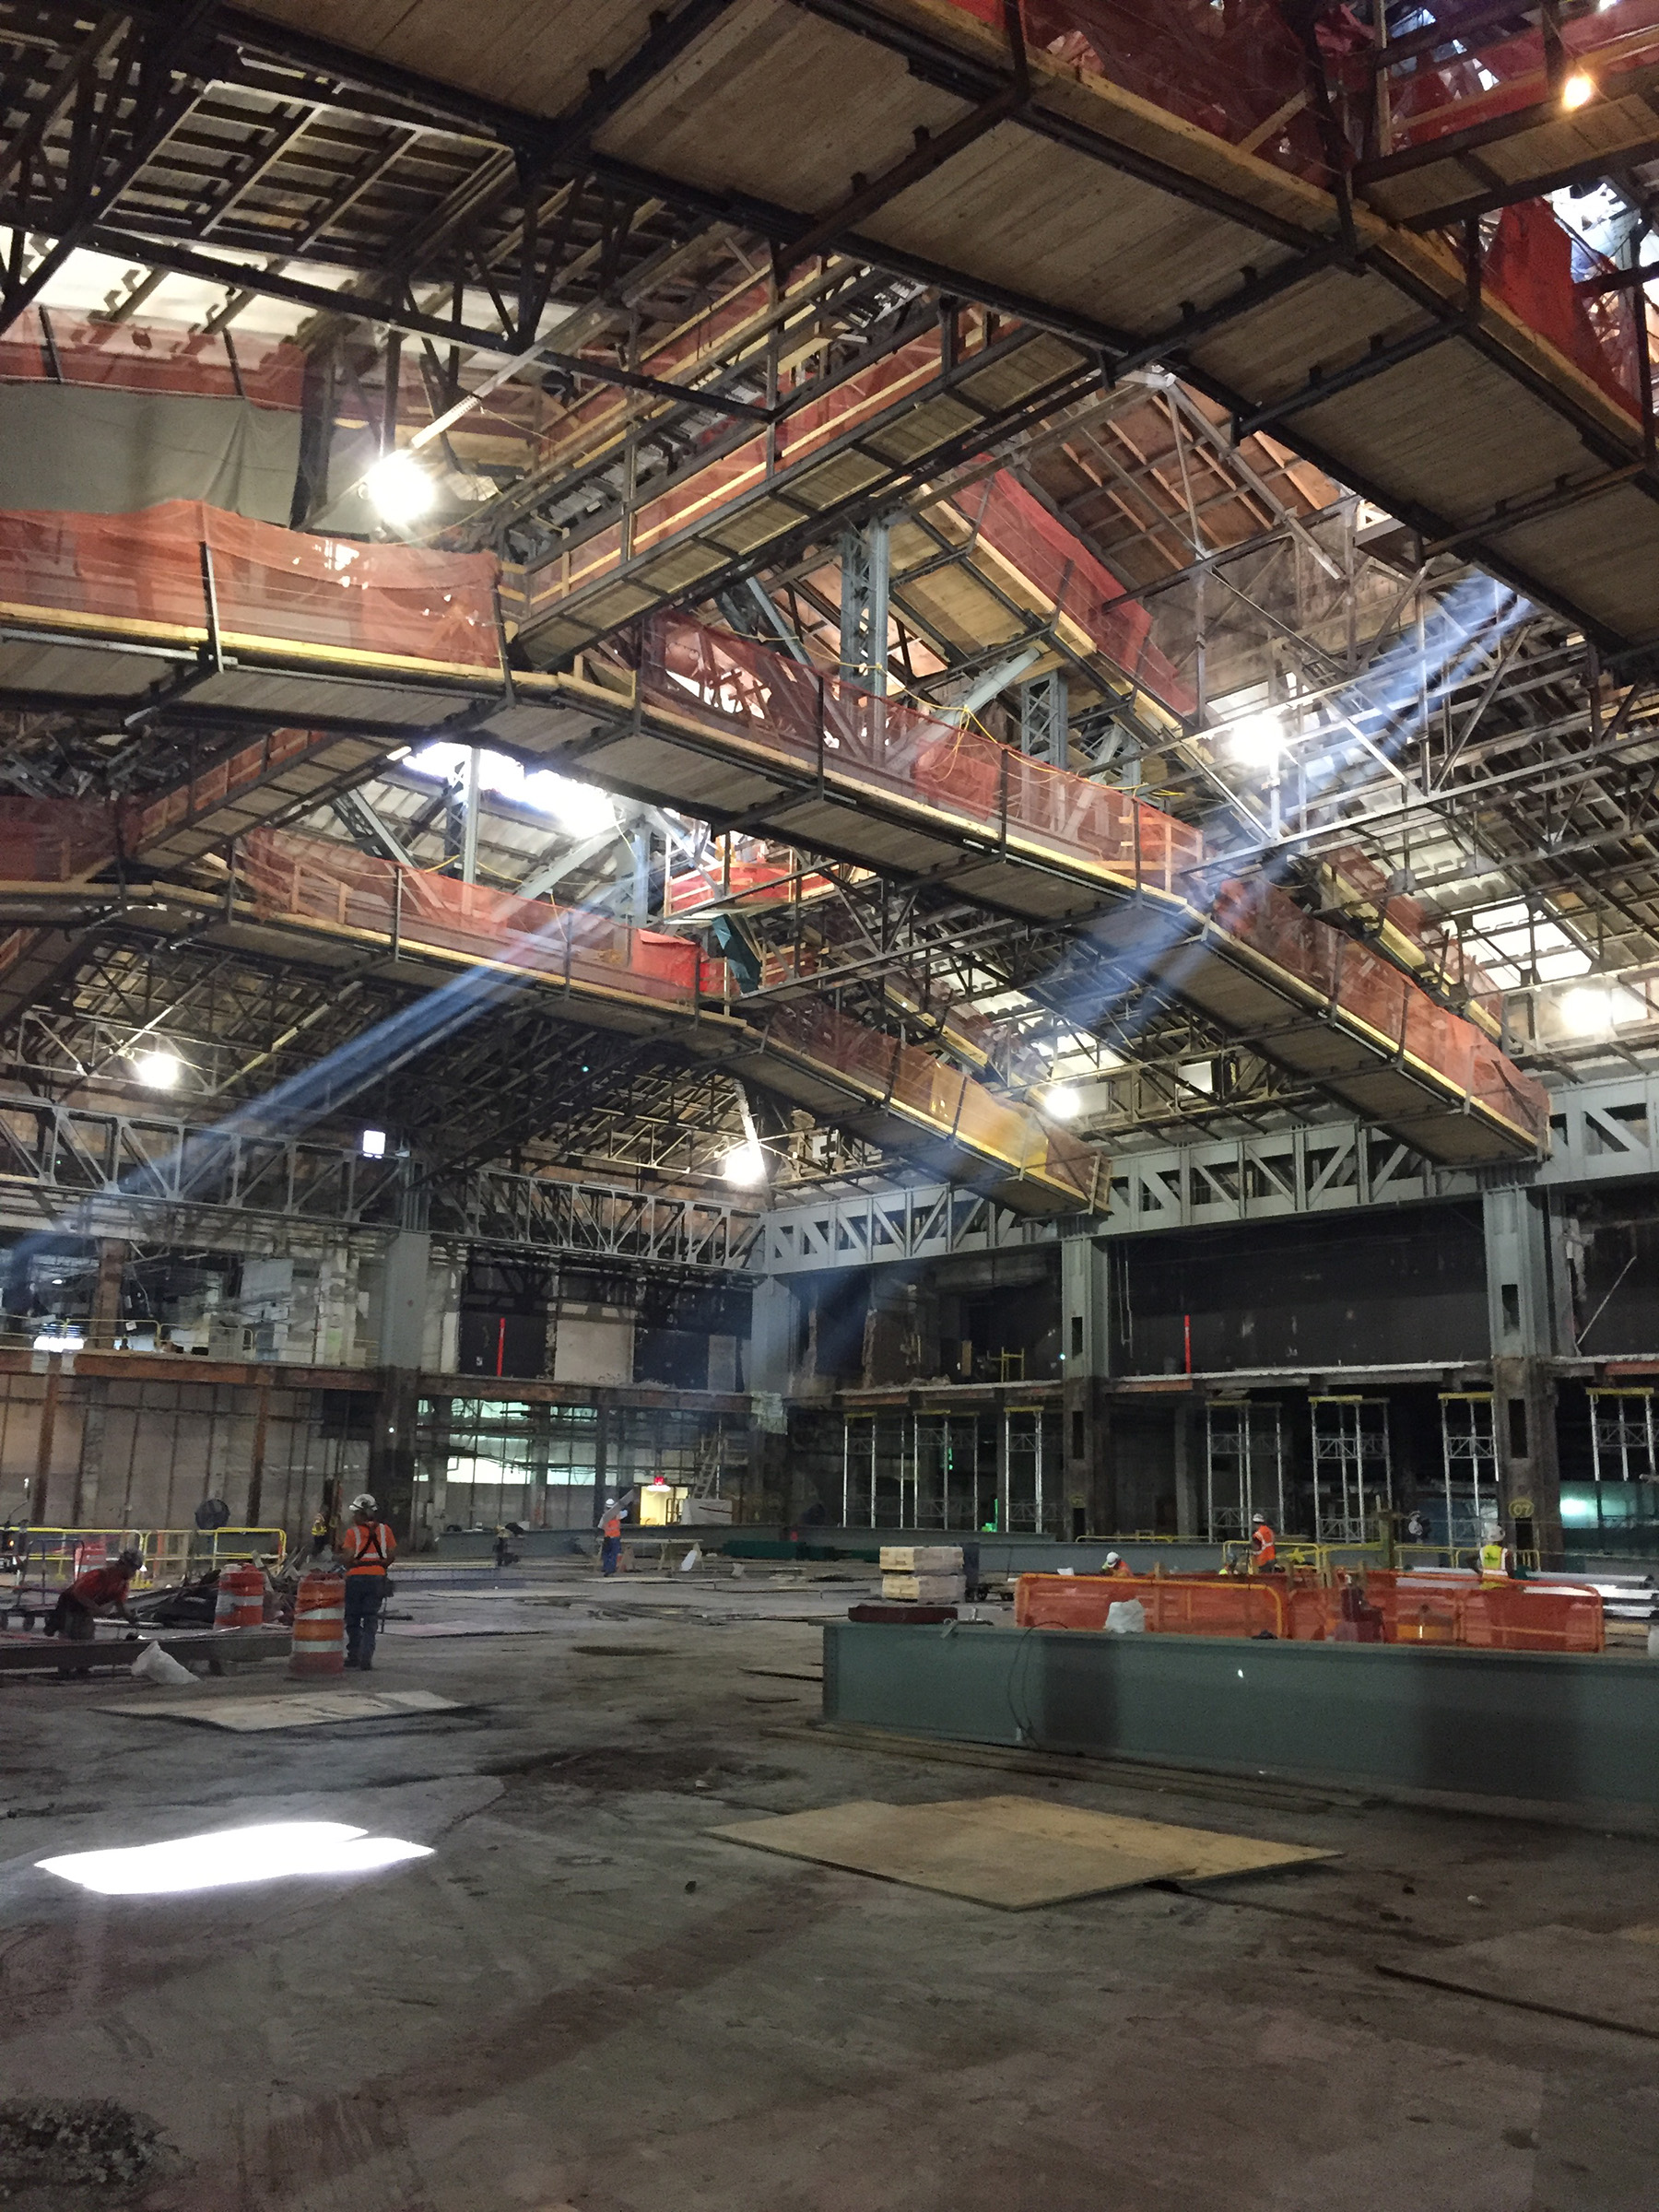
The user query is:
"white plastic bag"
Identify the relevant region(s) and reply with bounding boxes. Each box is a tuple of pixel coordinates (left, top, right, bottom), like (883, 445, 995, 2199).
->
(679, 1544, 701, 1573)
(1104, 1599, 1147, 1636)
(132, 1640, 197, 1687)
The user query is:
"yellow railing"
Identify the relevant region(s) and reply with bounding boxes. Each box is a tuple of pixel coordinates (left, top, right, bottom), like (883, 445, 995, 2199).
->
(1221, 1538, 1388, 1578)
(2, 1524, 286, 1588)
(1397, 1544, 1543, 1574)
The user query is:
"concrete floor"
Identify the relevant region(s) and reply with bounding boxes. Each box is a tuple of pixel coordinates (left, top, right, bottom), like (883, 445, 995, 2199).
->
(4, 1563, 1659, 2212)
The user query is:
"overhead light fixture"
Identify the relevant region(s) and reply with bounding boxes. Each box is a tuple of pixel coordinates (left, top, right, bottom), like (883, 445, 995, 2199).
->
(38, 1821, 432, 1897)
(1561, 71, 1596, 110)
(1225, 710, 1286, 767)
(1044, 1086, 1082, 1119)
(722, 1140, 768, 1186)
(1560, 984, 1612, 1034)
(363, 449, 435, 524)
(359, 1128, 388, 1159)
(134, 1050, 181, 1090)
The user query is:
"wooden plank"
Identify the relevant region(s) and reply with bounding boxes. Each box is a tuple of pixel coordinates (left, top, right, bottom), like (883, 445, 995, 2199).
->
(711, 1792, 1332, 1909)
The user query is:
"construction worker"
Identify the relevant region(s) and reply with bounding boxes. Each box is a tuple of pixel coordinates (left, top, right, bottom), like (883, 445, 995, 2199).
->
(1250, 1512, 1277, 1571)
(308, 1508, 333, 1561)
(1101, 1550, 1132, 1578)
(46, 1547, 142, 1672)
(599, 1498, 623, 1577)
(1478, 1527, 1511, 1579)
(335, 1494, 395, 1670)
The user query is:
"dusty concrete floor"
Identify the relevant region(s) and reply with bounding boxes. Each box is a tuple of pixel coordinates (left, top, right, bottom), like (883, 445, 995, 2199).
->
(4, 1562, 1659, 2212)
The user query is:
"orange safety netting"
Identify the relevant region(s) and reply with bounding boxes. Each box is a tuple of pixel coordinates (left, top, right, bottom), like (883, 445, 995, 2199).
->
(1324, 841, 1504, 1025)
(241, 828, 709, 1006)
(643, 613, 1203, 899)
(0, 796, 129, 883)
(934, 5, 1654, 426)
(1017, 1571, 1295, 1636)
(952, 470, 1196, 717)
(1018, 1568, 1604, 1651)
(241, 827, 1103, 1200)
(0, 314, 307, 409)
(1212, 874, 1549, 1144)
(764, 994, 1101, 1202)
(0, 501, 503, 670)
(530, 324, 972, 623)
(1365, 1570, 1604, 1654)
(665, 851, 838, 913)
(1376, 0, 1659, 150)
(944, 0, 1339, 180)
(0, 732, 356, 882)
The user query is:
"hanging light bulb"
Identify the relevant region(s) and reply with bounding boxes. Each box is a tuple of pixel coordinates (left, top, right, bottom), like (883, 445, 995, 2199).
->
(1561, 72, 1596, 110)
(363, 449, 435, 524)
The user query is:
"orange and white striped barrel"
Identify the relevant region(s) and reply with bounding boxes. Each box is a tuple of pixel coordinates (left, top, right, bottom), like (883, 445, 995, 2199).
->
(289, 1571, 345, 1676)
(214, 1563, 265, 1630)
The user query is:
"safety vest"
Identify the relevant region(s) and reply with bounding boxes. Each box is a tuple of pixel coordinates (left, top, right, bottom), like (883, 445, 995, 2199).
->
(602, 1513, 621, 1541)
(1251, 1522, 1277, 1565)
(1479, 1540, 1508, 1576)
(340, 1521, 394, 1577)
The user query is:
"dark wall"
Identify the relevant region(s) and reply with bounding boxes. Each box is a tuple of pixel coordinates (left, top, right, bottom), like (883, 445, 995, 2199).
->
(1112, 1206, 1489, 1373)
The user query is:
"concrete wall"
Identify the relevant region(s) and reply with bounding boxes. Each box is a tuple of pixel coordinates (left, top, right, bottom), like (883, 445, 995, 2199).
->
(5, 1368, 369, 1536)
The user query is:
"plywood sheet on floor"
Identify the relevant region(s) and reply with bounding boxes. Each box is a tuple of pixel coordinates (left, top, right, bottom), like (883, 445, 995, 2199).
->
(98, 1688, 463, 1731)
(709, 1794, 1332, 1909)
(1381, 1924, 1659, 2039)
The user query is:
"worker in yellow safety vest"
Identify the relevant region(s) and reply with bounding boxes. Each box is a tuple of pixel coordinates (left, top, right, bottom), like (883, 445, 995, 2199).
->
(1478, 1530, 1511, 1579)
(1250, 1512, 1277, 1571)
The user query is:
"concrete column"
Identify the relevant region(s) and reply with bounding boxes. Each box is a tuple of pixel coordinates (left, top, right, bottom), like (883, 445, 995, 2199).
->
(1484, 1189, 1574, 1565)
(368, 1369, 420, 1552)
(1061, 1235, 1112, 1535)
(90, 1239, 124, 1345)
(1173, 1398, 1201, 1538)
(747, 1276, 796, 1396)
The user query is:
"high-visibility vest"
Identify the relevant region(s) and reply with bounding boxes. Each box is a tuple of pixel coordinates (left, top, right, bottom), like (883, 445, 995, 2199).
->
(1251, 1523, 1277, 1564)
(340, 1521, 394, 1577)
(602, 1513, 621, 1540)
(1479, 1540, 1508, 1575)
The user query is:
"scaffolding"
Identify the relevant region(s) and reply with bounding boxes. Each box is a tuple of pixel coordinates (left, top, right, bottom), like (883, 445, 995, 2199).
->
(1589, 1389, 1657, 1485)
(1204, 1399, 1285, 1541)
(1310, 1396, 1392, 1545)
(841, 1407, 1015, 1531)
(1439, 1393, 1500, 1549)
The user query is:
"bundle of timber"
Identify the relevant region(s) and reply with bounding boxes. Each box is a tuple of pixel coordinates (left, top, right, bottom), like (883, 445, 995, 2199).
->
(881, 1546, 966, 1606)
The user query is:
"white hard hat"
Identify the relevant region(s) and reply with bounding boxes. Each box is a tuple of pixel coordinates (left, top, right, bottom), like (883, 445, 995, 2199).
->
(1104, 1551, 1122, 1567)
(350, 1493, 377, 1512)
(1252, 1511, 1266, 1524)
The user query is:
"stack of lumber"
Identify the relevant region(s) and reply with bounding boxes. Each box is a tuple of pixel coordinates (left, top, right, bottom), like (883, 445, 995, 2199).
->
(879, 1546, 966, 1606)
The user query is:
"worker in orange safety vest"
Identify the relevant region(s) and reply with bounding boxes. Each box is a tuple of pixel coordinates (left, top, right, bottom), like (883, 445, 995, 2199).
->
(1100, 1551, 1132, 1578)
(335, 1493, 396, 1670)
(1250, 1512, 1277, 1571)
(599, 1499, 623, 1577)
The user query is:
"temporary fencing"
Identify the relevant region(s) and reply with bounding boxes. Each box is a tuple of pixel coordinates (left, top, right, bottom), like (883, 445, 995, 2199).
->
(648, 617, 1547, 1151)
(1211, 876, 1550, 1149)
(933, 3, 1656, 429)
(947, 471, 1195, 717)
(643, 613, 1203, 900)
(1015, 1567, 1605, 1654)
(763, 996, 1102, 1206)
(0, 500, 503, 672)
(241, 828, 1103, 1206)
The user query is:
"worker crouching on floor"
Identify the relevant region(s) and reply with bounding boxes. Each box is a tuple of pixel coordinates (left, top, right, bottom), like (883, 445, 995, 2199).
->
(335, 1493, 396, 1670)
(46, 1547, 142, 1672)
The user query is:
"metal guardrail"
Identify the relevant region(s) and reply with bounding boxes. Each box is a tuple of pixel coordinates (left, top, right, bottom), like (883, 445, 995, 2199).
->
(1, 1524, 286, 1590)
